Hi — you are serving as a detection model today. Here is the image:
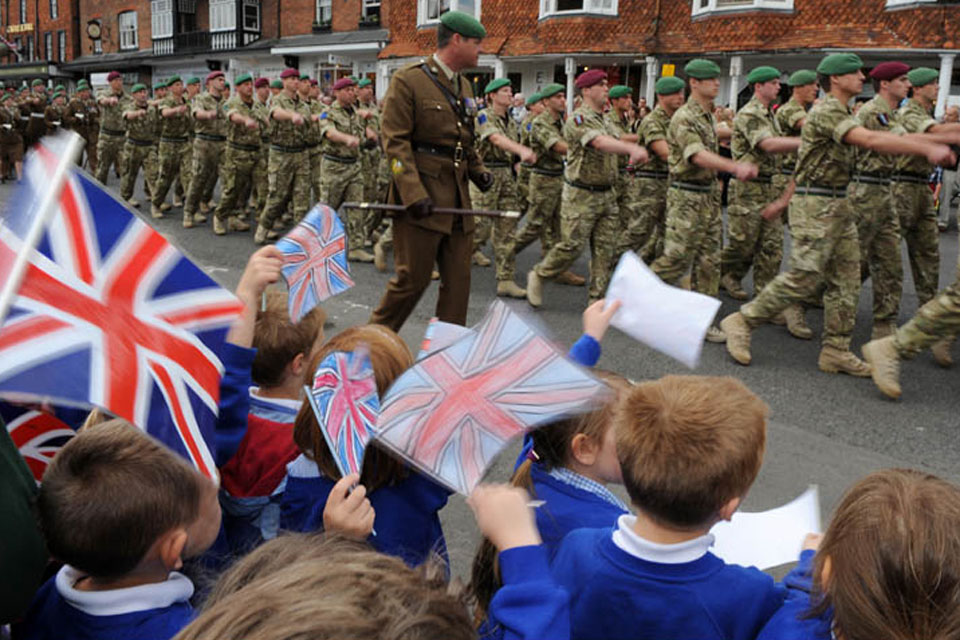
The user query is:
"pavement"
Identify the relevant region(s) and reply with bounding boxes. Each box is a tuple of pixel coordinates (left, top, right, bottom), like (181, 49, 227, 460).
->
(10, 172, 960, 581)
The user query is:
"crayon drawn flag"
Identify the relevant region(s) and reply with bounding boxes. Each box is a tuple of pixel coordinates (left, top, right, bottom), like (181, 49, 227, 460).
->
(0, 141, 244, 481)
(375, 300, 610, 495)
(276, 204, 354, 324)
(306, 348, 380, 478)
(417, 317, 473, 361)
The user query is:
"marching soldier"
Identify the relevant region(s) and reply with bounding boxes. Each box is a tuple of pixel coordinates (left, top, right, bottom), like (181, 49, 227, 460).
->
(212, 73, 261, 235)
(183, 71, 227, 228)
(0, 92, 24, 182)
(516, 91, 543, 219)
(96, 71, 128, 185)
(44, 91, 65, 136)
(119, 83, 159, 208)
(151, 76, 193, 218)
(297, 73, 323, 203)
(24, 80, 46, 150)
(357, 77, 384, 247)
(774, 69, 817, 215)
(526, 69, 647, 308)
(248, 77, 272, 222)
(605, 85, 642, 260)
(63, 80, 95, 169)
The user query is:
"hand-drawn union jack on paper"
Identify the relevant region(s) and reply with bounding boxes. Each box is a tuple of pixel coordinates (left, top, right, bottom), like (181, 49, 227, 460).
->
(0, 145, 243, 481)
(277, 204, 354, 323)
(375, 300, 610, 495)
(306, 349, 380, 478)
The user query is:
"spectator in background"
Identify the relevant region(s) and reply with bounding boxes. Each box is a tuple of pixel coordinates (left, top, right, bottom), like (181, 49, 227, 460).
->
(938, 105, 960, 231)
(511, 93, 527, 124)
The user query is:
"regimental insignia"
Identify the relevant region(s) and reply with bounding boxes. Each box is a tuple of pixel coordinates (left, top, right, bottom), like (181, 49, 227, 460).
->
(391, 158, 404, 176)
(478, 112, 487, 125)
(574, 114, 584, 126)
(878, 113, 889, 127)
(320, 111, 328, 120)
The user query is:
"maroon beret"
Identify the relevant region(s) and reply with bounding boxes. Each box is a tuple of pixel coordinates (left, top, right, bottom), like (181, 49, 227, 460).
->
(332, 77, 356, 91)
(106, 71, 122, 81)
(869, 62, 911, 81)
(254, 77, 269, 88)
(279, 68, 299, 79)
(575, 69, 607, 90)
(205, 70, 224, 83)
(310, 79, 318, 87)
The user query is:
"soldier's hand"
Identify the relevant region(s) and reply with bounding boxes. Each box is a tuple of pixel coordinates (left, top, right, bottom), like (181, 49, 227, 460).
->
(519, 147, 537, 165)
(732, 162, 759, 182)
(927, 143, 955, 168)
(292, 113, 305, 126)
(628, 145, 649, 166)
(406, 198, 434, 220)
(245, 117, 259, 130)
(361, 138, 378, 151)
(474, 171, 495, 193)
(345, 135, 361, 148)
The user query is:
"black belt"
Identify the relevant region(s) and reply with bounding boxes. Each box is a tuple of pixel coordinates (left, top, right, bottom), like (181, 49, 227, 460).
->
(670, 180, 713, 193)
(323, 153, 357, 164)
(565, 179, 612, 192)
(530, 167, 563, 177)
(632, 170, 669, 180)
(101, 127, 125, 137)
(228, 141, 260, 152)
(196, 133, 226, 142)
(413, 142, 460, 160)
(780, 168, 795, 176)
(305, 142, 319, 149)
(125, 138, 154, 147)
(795, 184, 849, 198)
(270, 144, 304, 153)
(750, 174, 774, 184)
(891, 172, 929, 184)
(160, 136, 189, 143)
(851, 173, 890, 186)
(260, 137, 270, 143)
(484, 161, 510, 168)
(782, 164, 796, 173)
(520, 162, 534, 169)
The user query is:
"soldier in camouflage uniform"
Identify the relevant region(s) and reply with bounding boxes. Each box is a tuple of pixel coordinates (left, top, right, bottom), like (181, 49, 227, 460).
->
(650, 59, 758, 342)
(516, 91, 544, 219)
(119, 83, 159, 207)
(296, 74, 322, 203)
(96, 72, 128, 185)
(468, 78, 536, 296)
(719, 66, 809, 339)
(526, 70, 647, 308)
(255, 68, 309, 245)
(64, 80, 96, 170)
(318, 76, 375, 262)
(212, 73, 262, 235)
(357, 78, 385, 248)
(245, 78, 272, 222)
(605, 85, 642, 263)
(630, 77, 684, 263)
(183, 71, 226, 228)
(723, 53, 953, 376)
(775, 70, 817, 218)
(150, 76, 193, 218)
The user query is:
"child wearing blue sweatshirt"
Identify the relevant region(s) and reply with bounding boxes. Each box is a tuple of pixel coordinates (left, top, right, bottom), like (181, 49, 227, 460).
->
(758, 469, 960, 640)
(549, 375, 785, 640)
(14, 419, 222, 640)
(280, 323, 451, 568)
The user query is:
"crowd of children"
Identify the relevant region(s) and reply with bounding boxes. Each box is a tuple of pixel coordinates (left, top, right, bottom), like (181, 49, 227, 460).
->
(5, 246, 960, 640)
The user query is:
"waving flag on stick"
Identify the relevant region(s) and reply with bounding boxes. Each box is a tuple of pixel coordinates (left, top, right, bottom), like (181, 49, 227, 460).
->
(276, 204, 354, 323)
(1, 402, 80, 483)
(375, 300, 610, 495)
(0, 135, 244, 481)
(306, 347, 380, 478)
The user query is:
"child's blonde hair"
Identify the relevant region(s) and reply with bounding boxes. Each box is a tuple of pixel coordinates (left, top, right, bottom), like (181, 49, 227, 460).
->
(812, 469, 960, 640)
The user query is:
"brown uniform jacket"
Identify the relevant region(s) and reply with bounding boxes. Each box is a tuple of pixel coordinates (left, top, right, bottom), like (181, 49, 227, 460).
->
(381, 54, 486, 234)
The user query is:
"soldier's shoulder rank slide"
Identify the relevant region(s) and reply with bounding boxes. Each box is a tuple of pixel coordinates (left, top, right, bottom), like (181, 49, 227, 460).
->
(877, 113, 889, 126)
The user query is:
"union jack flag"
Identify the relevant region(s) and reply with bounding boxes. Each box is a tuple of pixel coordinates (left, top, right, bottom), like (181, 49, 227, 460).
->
(306, 348, 379, 478)
(276, 204, 354, 324)
(375, 300, 609, 495)
(0, 143, 244, 481)
(1, 402, 81, 483)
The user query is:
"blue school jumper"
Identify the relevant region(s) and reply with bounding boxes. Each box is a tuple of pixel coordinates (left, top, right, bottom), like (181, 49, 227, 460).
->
(280, 454, 451, 567)
(757, 550, 832, 640)
(14, 566, 194, 640)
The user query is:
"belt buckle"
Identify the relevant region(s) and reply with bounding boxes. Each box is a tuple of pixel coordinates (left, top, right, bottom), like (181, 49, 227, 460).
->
(453, 144, 464, 165)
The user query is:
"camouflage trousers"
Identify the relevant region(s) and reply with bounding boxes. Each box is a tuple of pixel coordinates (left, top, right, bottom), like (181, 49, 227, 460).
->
(895, 251, 960, 358)
(742, 194, 860, 350)
(534, 182, 618, 300)
(517, 165, 531, 215)
(214, 145, 259, 222)
(622, 175, 666, 263)
(319, 155, 364, 248)
(259, 148, 309, 230)
(184, 138, 223, 216)
(850, 181, 902, 326)
(614, 171, 642, 258)
(470, 166, 519, 281)
(471, 165, 515, 251)
(362, 148, 380, 201)
(95, 133, 126, 185)
(119, 141, 157, 202)
(892, 181, 940, 307)
(650, 185, 722, 298)
(508, 171, 561, 259)
(152, 139, 193, 209)
(250, 144, 269, 218)
(84, 132, 99, 175)
(308, 149, 323, 202)
(721, 180, 784, 296)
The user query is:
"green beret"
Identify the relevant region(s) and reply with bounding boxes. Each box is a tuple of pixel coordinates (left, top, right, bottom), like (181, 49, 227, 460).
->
(816, 53, 864, 76)
(608, 85, 632, 99)
(224, 82, 230, 89)
(54, 84, 65, 92)
(655, 76, 685, 95)
(186, 76, 201, 85)
(746, 66, 780, 85)
(357, 78, 372, 88)
(484, 77, 511, 95)
(76, 81, 89, 90)
(524, 91, 541, 106)
(299, 73, 310, 81)
(788, 69, 817, 87)
(908, 67, 939, 88)
(439, 10, 486, 39)
(156, 81, 169, 90)
(236, 73, 253, 86)
(52, 91, 64, 100)
(684, 59, 721, 79)
(539, 83, 565, 100)
(167, 75, 182, 85)
(131, 83, 147, 93)
(31, 79, 43, 87)
(270, 79, 283, 89)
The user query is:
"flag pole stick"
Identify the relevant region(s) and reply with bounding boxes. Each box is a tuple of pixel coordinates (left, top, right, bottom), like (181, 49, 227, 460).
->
(342, 202, 520, 219)
(0, 132, 84, 326)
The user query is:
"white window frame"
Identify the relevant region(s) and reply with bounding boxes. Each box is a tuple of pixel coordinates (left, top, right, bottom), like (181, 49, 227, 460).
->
(119, 11, 138, 50)
(362, 0, 380, 19)
(691, 0, 792, 17)
(242, 0, 260, 31)
(44, 31, 51, 60)
(57, 30, 65, 62)
(25, 33, 33, 60)
(151, 0, 173, 38)
(210, 0, 235, 32)
(19, 0, 26, 24)
(49, 0, 57, 20)
(539, 0, 617, 18)
(315, 0, 331, 25)
(884, 0, 938, 7)
(417, 0, 482, 27)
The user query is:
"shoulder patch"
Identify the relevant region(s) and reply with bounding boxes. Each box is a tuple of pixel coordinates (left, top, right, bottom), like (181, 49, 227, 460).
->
(877, 113, 889, 127)
(390, 158, 404, 176)
(526, 121, 532, 131)
(574, 114, 584, 126)
(320, 111, 328, 120)
(478, 112, 487, 125)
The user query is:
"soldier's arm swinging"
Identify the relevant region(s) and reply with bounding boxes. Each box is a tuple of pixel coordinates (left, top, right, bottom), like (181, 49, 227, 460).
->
(487, 132, 536, 165)
(323, 125, 360, 148)
(690, 148, 758, 181)
(589, 134, 649, 165)
(271, 108, 303, 125)
(648, 139, 669, 162)
(757, 136, 802, 154)
(843, 126, 955, 165)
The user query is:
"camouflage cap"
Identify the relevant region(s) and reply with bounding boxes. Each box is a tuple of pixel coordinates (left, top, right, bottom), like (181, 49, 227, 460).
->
(483, 77, 510, 95)
(907, 67, 939, 88)
(746, 66, 780, 84)
(439, 10, 486, 39)
(539, 83, 564, 100)
(608, 85, 632, 99)
(816, 53, 864, 76)
(684, 59, 721, 79)
(787, 69, 817, 87)
(655, 76, 685, 95)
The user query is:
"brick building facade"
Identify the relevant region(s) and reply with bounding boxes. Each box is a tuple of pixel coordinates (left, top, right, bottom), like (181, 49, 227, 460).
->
(0, 0, 78, 84)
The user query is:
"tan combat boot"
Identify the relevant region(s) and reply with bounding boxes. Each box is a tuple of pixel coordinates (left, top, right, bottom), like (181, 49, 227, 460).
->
(182, 210, 195, 229)
(817, 346, 871, 377)
(721, 273, 748, 301)
(151, 203, 164, 219)
(472, 250, 491, 267)
(497, 280, 527, 299)
(230, 217, 251, 232)
(862, 336, 902, 399)
(720, 312, 752, 365)
(254, 224, 270, 245)
(679, 274, 692, 291)
(870, 321, 896, 341)
(348, 249, 375, 263)
(705, 326, 726, 343)
(193, 210, 208, 224)
(160, 202, 172, 212)
(556, 271, 586, 287)
(526, 270, 544, 308)
(782, 304, 813, 340)
(128, 198, 139, 208)
(213, 216, 227, 236)
(931, 336, 954, 368)
(199, 201, 210, 215)
(172, 196, 184, 207)
(374, 241, 388, 272)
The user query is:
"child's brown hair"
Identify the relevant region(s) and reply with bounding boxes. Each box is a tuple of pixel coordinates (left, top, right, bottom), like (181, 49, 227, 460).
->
(37, 419, 207, 579)
(615, 375, 768, 529)
(174, 533, 475, 640)
(811, 469, 960, 640)
(251, 290, 326, 387)
(292, 324, 412, 491)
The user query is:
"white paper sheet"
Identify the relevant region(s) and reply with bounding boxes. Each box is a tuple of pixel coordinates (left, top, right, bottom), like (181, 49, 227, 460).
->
(710, 486, 821, 570)
(604, 251, 722, 368)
